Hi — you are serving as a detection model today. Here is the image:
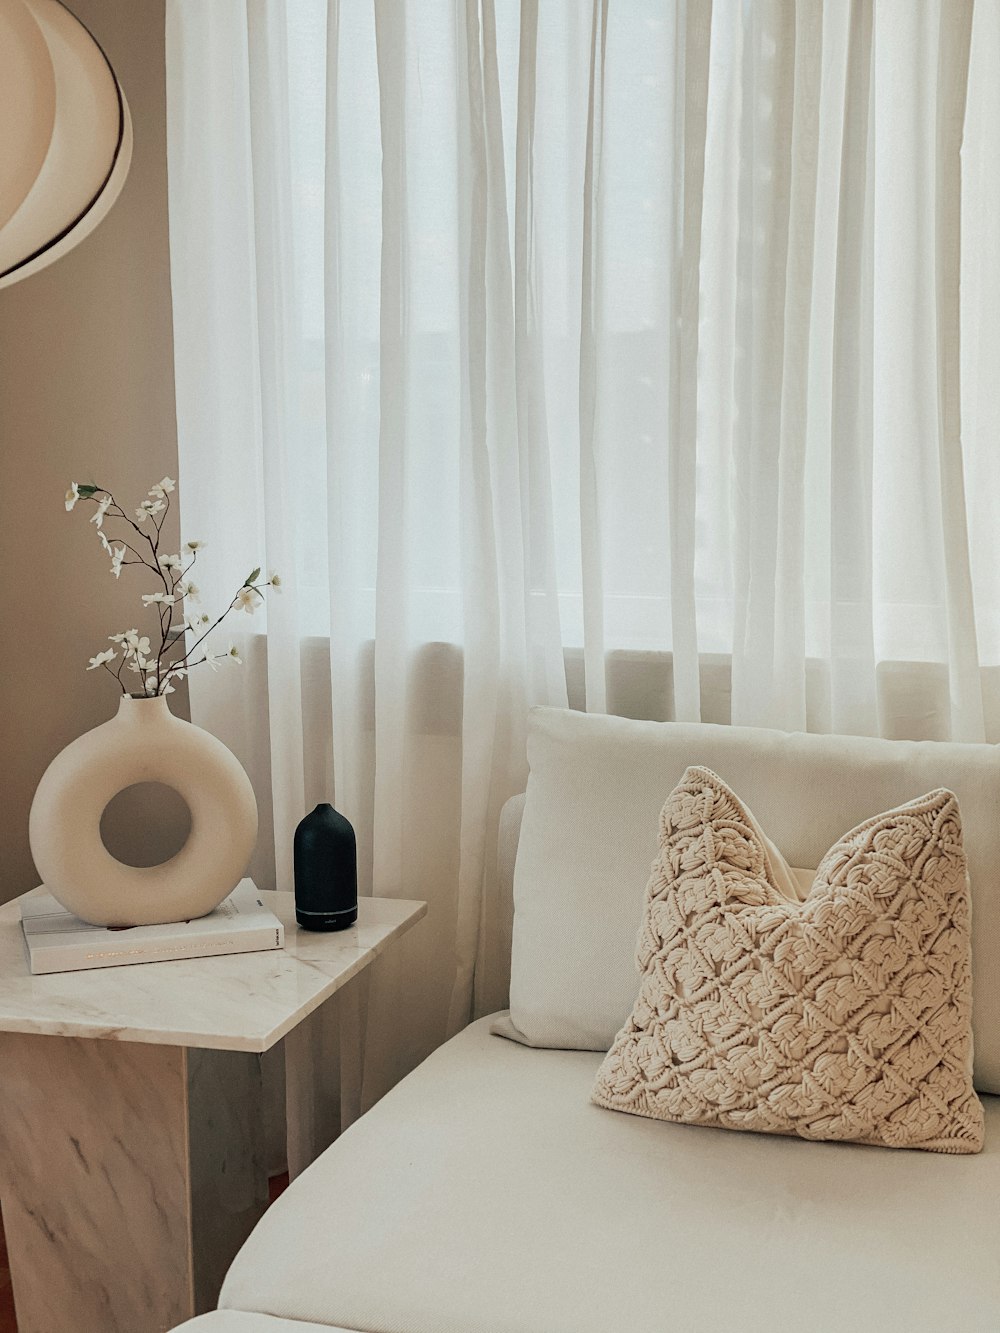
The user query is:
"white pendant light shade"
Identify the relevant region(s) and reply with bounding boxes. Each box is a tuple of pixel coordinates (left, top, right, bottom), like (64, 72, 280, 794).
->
(0, 0, 132, 291)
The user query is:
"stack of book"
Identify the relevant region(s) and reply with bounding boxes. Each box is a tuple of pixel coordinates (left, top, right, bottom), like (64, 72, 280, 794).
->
(20, 879, 284, 975)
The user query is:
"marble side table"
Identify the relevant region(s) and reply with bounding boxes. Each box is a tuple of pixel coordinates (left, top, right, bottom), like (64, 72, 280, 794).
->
(0, 891, 426, 1333)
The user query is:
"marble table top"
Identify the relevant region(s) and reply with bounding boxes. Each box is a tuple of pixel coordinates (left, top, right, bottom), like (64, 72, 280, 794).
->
(0, 892, 426, 1051)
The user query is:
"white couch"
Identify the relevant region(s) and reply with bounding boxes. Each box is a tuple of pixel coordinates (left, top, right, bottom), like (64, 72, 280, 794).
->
(178, 708, 1000, 1333)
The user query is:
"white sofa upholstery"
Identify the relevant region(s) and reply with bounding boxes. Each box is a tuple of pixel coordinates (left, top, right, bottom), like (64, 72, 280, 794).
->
(177, 709, 1000, 1332)
(185, 1016, 1000, 1333)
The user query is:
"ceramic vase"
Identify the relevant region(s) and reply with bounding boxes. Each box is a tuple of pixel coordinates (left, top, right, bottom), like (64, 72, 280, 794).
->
(28, 694, 258, 927)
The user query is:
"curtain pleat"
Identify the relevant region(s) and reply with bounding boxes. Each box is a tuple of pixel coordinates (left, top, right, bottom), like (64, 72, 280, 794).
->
(449, 0, 505, 1035)
(768, 0, 822, 732)
(578, 0, 609, 714)
(513, 2, 568, 714)
(246, 5, 309, 886)
(666, 0, 711, 724)
(830, 0, 876, 735)
(932, 0, 981, 742)
(167, 0, 1000, 1116)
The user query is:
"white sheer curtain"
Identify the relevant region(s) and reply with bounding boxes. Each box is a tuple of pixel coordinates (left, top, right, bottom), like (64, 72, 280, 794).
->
(166, 0, 1000, 1103)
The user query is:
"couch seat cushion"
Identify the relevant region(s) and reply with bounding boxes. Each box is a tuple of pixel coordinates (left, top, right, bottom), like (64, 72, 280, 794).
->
(220, 1017, 1000, 1333)
(174, 1315, 357, 1332)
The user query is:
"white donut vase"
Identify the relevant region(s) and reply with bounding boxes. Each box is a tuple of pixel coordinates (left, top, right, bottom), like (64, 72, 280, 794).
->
(28, 694, 257, 927)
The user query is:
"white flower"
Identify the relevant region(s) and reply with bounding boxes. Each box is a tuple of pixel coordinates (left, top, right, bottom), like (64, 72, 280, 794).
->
(268, 570, 282, 592)
(65, 483, 81, 511)
(149, 476, 176, 498)
(205, 649, 232, 672)
(108, 632, 127, 644)
(158, 553, 183, 572)
(142, 592, 175, 606)
(86, 648, 117, 671)
(202, 643, 242, 670)
(123, 631, 151, 655)
(110, 545, 127, 578)
(135, 498, 166, 522)
(176, 579, 200, 603)
(197, 612, 210, 624)
(97, 529, 112, 554)
(234, 586, 260, 614)
(90, 494, 112, 529)
(184, 539, 205, 552)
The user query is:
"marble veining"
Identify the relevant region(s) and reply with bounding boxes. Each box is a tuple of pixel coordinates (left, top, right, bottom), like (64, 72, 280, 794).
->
(0, 894, 426, 1051)
(0, 1033, 268, 1331)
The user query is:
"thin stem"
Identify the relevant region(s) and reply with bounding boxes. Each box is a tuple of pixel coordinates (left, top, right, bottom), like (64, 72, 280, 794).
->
(169, 593, 241, 671)
(77, 483, 191, 700)
(89, 486, 176, 689)
(102, 660, 126, 695)
(84, 492, 168, 584)
(167, 578, 266, 674)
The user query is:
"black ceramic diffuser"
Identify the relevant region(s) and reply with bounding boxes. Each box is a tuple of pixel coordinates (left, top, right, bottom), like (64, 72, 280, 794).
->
(293, 803, 358, 931)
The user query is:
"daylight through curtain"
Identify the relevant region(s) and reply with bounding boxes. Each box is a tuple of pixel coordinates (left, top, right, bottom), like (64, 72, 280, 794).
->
(166, 0, 1000, 1105)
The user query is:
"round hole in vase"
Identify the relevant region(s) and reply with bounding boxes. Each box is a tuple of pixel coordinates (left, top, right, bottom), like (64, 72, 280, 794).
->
(100, 782, 193, 869)
(29, 694, 258, 927)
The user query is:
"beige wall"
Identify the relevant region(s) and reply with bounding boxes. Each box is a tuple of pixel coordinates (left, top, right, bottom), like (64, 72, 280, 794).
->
(0, 0, 188, 901)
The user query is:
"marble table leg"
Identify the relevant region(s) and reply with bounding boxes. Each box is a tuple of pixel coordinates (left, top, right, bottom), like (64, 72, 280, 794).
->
(0, 1032, 267, 1333)
(284, 992, 342, 1182)
(284, 971, 371, 1182)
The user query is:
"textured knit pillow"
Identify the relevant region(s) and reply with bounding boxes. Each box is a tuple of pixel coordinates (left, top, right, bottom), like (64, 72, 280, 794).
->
(593, 767, 984, 1153)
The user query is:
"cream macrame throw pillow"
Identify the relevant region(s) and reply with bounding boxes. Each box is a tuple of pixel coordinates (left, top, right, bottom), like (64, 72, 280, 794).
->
(593, 767, 984, 1153)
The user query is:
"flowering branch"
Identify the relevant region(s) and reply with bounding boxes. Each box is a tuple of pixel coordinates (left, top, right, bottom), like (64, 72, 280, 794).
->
(67, 477, 281, 698)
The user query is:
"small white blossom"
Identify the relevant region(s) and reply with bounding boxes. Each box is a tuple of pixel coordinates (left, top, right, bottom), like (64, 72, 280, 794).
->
(108, 632, 127, 644)
(267, 570, 282, 592)
(228, 645, 243, 664)
(184, 539, 205, 553)
(123, 631, 152, 655)
(158, 553, 183, 571)
(234, 586, 260, 614)
(110, 545, 127, 578)
(142, 592, 175, 606)
(86, 648, 117, 671)
(65, 483, 81, 511)
(176, 579, 200, 602)
(135, 499, 166, 522)
(97, 529, 112, 554)
(90, 494, 112, 529)
(149, 476, 176, 498)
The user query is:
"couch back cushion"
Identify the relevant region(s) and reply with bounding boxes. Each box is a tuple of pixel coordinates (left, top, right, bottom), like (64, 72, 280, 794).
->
(506, 707, 1000, 1094)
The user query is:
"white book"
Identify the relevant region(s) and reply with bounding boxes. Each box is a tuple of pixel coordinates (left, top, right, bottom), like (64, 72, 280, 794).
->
(20, 879, 284, 975)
